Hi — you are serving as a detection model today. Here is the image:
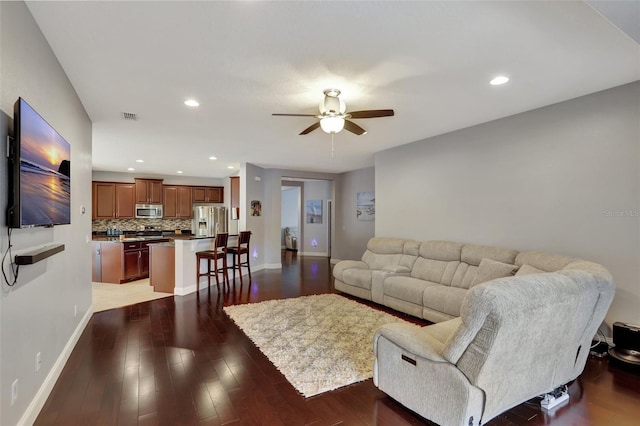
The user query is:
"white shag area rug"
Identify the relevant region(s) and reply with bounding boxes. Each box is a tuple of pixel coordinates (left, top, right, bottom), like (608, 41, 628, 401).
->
(223, 293, 416, 397)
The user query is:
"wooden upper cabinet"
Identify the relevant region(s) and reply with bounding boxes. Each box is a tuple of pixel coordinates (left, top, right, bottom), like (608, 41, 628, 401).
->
(163, 185, 193, 219)
(93, 182, 135, 219)
(115, 183, 135, 218)
(135, 179, 163, 204)
(163, 186, 177, 218)
(176, 186, 193, 218)
(192, 186, 223, 203)
(93, 182, 116, 219)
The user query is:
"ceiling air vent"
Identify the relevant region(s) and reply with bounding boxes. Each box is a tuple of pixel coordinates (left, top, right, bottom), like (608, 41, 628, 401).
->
(121, 112, 138, 121)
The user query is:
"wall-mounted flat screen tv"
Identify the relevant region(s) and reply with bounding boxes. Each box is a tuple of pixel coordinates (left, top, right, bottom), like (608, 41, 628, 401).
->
(7, 98, 71, 228)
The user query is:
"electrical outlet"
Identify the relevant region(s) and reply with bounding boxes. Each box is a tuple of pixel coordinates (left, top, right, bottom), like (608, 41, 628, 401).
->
(36, 352, 42, 372)
(74, 304, 77, 318)
(11, 379, 18, 406)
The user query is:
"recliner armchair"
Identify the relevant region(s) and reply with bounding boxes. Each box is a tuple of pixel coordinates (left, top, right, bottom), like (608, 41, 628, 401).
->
(373, 263, 615, 426)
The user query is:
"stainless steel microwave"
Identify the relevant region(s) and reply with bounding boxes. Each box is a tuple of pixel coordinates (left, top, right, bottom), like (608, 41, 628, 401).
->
(135, 204, 163, 219)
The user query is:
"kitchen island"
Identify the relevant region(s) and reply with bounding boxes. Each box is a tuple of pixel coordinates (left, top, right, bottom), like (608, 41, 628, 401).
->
(92, 234, 236, 295)
(92, 237, 170, 283)
(173, 235, 238, 295)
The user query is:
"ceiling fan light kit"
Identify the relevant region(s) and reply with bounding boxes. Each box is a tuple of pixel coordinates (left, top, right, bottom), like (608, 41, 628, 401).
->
(320, 116, 345, 134)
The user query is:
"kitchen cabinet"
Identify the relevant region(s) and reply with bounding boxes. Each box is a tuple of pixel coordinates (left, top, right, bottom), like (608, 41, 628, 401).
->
(135, 179, 163, 204)
(93, 182, 116, 219)
(92, 182, 135, 219)
(192, 186, 224, 203)
(115, 184, 135, 218)
(96, 239, 167, 283)
(123, 243, 142, 280)
(163, 185, 192, 218)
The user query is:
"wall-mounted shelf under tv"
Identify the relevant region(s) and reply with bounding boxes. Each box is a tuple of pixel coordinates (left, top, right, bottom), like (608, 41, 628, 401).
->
(15, 243, 65, 265)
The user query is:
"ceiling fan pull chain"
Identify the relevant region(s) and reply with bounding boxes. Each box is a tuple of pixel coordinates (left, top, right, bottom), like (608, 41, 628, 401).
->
(331, 133, 335, 159)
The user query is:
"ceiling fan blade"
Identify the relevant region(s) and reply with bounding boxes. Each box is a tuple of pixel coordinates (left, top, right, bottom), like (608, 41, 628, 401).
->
(299, 122, 321, 135)
(344, 120, 367, 136)
(272, 113, 317, 117)
(348, 109, 395, 119)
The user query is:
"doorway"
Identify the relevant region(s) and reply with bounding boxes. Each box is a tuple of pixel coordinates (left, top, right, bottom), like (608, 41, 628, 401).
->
(281, 178, 332, 258)
(281, 183, 302, 252)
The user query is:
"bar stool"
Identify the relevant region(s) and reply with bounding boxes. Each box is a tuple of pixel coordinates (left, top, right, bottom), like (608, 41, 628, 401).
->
(227, 231, 252, 285)
(196, 232, 229, 291)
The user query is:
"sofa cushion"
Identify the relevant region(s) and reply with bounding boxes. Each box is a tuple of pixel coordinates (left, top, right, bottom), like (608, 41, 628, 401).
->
(423, 286, 468, 318)
(450, 263, 479, 289)
(342, 268, 373, 290)
(419, 241, 463, 262)
(471, 258, 518, 287)
(411, 257, 459, 285)
(461, 244, 518, 266)
(515, 251, 574, 271)
(384, 276, 440, 303)
(515, 264, 545, 276)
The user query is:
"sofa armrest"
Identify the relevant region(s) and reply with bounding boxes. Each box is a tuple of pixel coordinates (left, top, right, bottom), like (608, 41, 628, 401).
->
(383, 265, 411, 274)
(374, 323, 447, 363)
(371, 267, 411, 304)
(333, 260, 369, 281)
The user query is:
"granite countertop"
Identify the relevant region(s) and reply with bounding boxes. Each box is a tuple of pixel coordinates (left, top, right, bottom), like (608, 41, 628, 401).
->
(148, 242, 175, 248)
(93, 234, 220, 243)
(93, 236, 171, 243)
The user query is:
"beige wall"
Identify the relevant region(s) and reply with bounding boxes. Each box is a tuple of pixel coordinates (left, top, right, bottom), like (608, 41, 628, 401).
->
(0, 2, 93, 424)
(376, 82, 640, 326)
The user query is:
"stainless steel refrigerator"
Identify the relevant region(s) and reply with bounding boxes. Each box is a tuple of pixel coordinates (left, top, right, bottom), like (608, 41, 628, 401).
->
(192, 205, 228, 237)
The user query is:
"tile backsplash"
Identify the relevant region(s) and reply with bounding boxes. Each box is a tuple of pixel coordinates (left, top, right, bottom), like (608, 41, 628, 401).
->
(93, 218, 192, 232)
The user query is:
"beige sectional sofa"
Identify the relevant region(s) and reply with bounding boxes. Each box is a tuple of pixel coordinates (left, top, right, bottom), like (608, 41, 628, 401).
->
(333, 237, 579, 323)
(333, 237, 615, 426)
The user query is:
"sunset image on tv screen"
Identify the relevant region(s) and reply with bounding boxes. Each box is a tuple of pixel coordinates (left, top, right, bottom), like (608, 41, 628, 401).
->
(19, 99, 71, 226)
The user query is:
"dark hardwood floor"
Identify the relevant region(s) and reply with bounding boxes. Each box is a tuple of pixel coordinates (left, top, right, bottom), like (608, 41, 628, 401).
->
(36, 251, 640, 425)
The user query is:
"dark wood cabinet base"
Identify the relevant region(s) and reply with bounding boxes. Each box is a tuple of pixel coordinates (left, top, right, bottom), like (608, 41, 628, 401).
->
(94, 239, 168, 283)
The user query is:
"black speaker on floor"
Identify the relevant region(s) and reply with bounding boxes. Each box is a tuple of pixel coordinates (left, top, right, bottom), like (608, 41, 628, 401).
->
(608, 322, 640, 369)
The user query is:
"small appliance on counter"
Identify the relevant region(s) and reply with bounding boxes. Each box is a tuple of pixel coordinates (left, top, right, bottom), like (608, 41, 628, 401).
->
(608, 322, 640, 370)
(192, 204, 227, 237)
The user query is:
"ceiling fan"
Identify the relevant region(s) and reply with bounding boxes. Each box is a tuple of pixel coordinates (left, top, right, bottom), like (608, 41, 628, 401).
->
(273, 89, 394, 136)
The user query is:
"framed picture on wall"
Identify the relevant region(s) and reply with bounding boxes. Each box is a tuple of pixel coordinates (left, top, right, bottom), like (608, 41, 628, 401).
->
(306, 200, 322, 224)
(251, 200, 262, 216)
(357, 191, 375, 221)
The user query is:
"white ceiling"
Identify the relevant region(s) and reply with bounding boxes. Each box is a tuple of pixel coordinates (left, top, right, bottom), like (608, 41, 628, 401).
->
(26, 1, 640, 179)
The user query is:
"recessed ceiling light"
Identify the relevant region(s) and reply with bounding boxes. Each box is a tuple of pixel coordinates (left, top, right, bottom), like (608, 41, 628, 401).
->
(184, 99, 200, 107)
(209, 156, 217, 160)
(227, 166, 235, 169)
(135, 159, 144, 163)
(490, 76, 509, 86)
(176, 170, 184, 174)
(127, 168, 135, 171)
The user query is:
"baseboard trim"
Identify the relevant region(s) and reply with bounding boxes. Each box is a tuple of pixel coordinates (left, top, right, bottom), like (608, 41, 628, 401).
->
(19, 305, 94, 426)
(175, 284, 197, 296)
(264, 263, 282, 269)
(330, 258, 342, 264)
(298, 252, 329, 257)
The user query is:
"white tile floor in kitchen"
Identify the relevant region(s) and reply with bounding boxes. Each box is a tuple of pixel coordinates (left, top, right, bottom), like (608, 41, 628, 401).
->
(92, 279, 173, 312)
